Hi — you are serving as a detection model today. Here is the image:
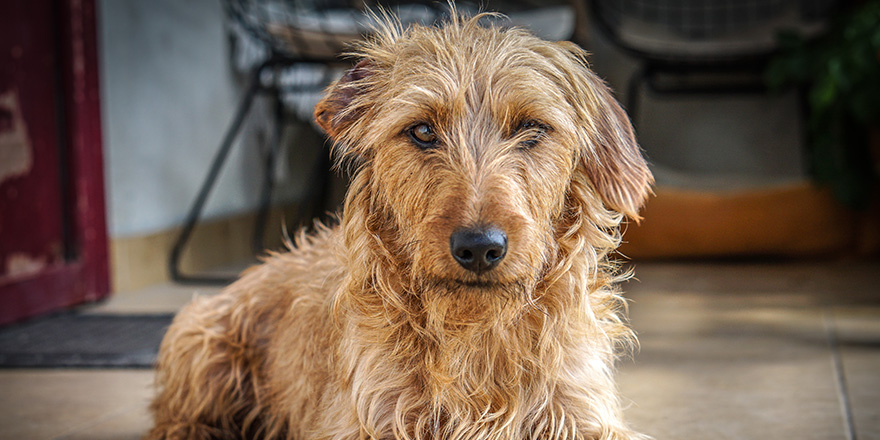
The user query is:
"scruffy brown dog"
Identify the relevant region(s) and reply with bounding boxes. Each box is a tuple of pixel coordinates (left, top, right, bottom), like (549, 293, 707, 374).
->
(147, 12, 653, 440)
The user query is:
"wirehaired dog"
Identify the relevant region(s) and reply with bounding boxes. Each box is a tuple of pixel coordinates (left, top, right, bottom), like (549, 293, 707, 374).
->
(147, 11, 653, 440)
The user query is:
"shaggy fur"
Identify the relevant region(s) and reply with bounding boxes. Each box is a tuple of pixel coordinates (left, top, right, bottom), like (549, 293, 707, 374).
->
(147, 12, 653, 440)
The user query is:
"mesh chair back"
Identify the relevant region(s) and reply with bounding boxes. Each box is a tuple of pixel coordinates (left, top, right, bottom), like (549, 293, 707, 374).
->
(593, 0, 837, 61)
(226, 0, 456, 60)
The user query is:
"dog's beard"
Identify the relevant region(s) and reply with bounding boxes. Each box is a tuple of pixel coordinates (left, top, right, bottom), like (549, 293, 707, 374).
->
(421, 277, 527, 299)
(415, 276, 542, 327)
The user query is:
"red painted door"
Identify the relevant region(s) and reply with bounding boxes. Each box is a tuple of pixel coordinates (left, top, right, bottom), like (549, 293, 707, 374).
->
(0, 0, 109, 325)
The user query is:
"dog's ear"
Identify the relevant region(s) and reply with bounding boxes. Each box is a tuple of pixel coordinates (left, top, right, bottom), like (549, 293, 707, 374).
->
(580, 77, 653, 221)
(314, 59, 374, 141)
(555, 44, 653, 221)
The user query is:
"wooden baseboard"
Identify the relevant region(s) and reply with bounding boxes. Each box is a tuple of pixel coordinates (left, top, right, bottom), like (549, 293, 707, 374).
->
(620, 182, 880, 259)
(109, 207, 299, 293)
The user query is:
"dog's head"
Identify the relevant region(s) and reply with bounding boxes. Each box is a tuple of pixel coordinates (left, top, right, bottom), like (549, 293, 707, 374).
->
(316, 14, 652, 305)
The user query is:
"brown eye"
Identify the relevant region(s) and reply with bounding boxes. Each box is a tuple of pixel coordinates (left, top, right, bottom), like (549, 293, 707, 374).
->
(515, 120, 549, 148)
(408, 123, 438, 148)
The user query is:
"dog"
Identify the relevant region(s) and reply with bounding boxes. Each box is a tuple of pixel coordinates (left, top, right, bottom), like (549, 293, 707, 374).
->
(147, 11, 652, 440)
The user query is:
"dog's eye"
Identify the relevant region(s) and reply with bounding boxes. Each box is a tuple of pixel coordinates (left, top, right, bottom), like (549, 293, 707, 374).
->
(407, 123, 439, 149)
(515, 120, 550, 148)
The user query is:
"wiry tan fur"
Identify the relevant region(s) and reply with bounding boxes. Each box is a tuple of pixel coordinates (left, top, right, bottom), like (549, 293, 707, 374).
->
(147, 11, 653, 440)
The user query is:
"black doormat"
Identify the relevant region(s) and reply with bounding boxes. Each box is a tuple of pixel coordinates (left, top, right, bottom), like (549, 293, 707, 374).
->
(0, 313, 173, 369)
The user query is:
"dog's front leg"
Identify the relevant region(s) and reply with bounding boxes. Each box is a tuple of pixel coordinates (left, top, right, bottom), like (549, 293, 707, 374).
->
(146, 295, 263, 440)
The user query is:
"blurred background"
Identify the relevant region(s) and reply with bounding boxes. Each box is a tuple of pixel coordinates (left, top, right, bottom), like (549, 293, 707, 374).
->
(1, 0, 878, 438)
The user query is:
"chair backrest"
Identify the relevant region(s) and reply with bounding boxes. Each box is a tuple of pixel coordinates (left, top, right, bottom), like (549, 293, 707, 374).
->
(226, 0, 472, 61)
(592, 0, 838, 62)
(227, 0, 579, 61)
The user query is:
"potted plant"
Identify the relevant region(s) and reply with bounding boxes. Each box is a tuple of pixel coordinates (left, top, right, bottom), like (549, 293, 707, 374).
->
(766, 1, 880, 208)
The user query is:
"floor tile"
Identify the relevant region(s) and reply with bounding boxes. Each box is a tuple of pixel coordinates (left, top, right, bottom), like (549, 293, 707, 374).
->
(621, 325, 846, 438)
(58, 404, 151, 440)
(616, 262, 866, 440)
(0, 370, 153, 440)
(832, 306, 880, 440)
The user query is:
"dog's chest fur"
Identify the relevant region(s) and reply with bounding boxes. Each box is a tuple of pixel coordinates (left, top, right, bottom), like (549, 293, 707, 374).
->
(249, 228, 620, 440)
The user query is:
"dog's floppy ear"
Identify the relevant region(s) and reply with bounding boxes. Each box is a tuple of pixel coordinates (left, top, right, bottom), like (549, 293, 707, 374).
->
(556, 44, 653, 221)
(314, 59, 373, 141)
(580, 78, 653, 221)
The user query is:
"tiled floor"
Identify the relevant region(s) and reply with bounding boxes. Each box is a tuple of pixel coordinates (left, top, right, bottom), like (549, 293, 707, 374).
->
(619, 262, 880, 439)
(1, 261, 878, 439)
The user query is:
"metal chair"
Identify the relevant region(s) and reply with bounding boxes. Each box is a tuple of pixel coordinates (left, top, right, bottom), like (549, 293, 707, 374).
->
(590, 0, 838, 125)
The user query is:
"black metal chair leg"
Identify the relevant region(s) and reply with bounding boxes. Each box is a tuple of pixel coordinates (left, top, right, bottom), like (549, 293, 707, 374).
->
(252, 92, 284, 254)
(168, 62, 267, 285)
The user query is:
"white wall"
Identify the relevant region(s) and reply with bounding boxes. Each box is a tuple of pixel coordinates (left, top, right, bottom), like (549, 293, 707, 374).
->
(100, 0, 274, 238)
(587, 23, 809, 190)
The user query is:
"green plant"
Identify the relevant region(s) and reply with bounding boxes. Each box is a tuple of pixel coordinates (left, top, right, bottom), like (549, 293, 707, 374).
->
(766, 1, 880, 208)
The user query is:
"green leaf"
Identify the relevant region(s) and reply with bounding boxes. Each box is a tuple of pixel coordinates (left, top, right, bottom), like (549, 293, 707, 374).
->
(810, 75, 837, 112)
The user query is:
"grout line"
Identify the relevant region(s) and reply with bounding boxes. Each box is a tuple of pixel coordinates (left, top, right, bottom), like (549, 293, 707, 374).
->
(824, 309, 857, 440)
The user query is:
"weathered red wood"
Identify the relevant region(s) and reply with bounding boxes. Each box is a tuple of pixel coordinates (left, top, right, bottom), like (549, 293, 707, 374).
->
(0, 0, 109, 325)
(59, 0, 110, 304)
(0, 0, 66, 285)
(0, 265, 81, 325)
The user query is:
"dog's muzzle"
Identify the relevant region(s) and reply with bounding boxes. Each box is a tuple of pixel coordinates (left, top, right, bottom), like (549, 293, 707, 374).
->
(449, 226, 507, 274)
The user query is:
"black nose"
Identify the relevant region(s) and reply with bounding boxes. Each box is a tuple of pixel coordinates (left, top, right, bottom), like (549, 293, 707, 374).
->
(449, 226, 508, 273)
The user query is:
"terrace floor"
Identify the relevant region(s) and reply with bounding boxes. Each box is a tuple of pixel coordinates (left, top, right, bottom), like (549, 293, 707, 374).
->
(1, 260, 878, 439)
